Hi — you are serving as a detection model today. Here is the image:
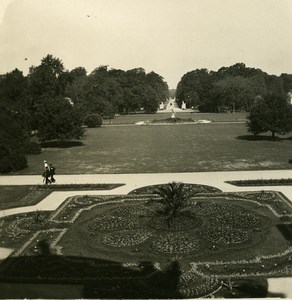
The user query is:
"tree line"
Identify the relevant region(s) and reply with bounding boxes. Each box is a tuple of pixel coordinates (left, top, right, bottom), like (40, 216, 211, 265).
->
(176, 63, 292, 137)
(176, 63, 292, 112)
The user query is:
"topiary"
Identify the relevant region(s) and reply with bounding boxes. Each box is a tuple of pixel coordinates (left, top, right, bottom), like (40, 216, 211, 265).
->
(83, 114, 103, 128)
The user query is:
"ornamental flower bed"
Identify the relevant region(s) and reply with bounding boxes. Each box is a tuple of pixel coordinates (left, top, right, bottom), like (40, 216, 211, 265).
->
(201, 227, 250, 245)
(151, 233, 200, 254)
(113, 205, 154, 217)
(88, 216, 140, 232)
(1, 184, 292, 298)
(148, 214, 203, 231)
(102, 229, 153, 247)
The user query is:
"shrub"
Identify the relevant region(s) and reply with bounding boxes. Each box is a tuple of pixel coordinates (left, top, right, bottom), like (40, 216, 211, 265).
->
(10, 153, 27, 171)
(83, 114, 103, 128)
(40, 140, 83, 148)
(24, 141, 42, 154)
(289, 159, 292, 164)
(0, 153, 27, 173)
(0, 156, 13, 173)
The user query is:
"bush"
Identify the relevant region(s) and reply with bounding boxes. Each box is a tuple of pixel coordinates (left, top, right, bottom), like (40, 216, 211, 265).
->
(0, 153, 27, 173)
(289, 159, 292, 164)
(10, 153, 27, 171)
(24, 141, 42, 155)
(0, 156, 13, 173)
(40, 140, 83, 148)
(83, 114, 103, 128)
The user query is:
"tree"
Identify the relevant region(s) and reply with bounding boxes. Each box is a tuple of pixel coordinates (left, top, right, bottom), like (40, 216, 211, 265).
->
(36, 96, 84, 142)
(28, 54, 65, 99)
(176, 69, 213, 110)
(0, 69, 28, 110)
(280, 73, 292, 93)
(0, 106, 28, 172)
(213, 76, 258, 112)
(247, 93, 292, 137)
(155, 182, 193, 228)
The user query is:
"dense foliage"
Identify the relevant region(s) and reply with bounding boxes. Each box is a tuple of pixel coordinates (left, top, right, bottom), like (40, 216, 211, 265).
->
(0, 106, 28, 172)
(83, 114, 103, 128)
(35, 96, 84, 142)
(247, 93, 292, 137)
(65, 66, 169, 116)
(176, 63, 292, 113)
(0, 54, 169, 172)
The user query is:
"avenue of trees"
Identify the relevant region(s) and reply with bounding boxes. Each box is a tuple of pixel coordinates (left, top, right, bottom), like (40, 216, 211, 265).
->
(0, 54, 169, 172)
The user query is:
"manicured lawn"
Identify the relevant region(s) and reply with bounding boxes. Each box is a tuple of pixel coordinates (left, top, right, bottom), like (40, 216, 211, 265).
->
(106, 112, 248, 125)
(14, 121, 292, 175)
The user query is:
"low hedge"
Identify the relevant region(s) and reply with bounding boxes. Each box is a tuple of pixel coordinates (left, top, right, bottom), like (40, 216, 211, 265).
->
(36, 183, 124, 190)
(226, 178, 292, 186)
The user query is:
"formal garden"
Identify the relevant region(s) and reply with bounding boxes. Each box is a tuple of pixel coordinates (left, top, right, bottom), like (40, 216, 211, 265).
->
(1, 182, 292, 298)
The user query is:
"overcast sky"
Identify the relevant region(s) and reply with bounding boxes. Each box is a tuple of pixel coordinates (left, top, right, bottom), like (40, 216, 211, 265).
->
(0, 0, 292, 88)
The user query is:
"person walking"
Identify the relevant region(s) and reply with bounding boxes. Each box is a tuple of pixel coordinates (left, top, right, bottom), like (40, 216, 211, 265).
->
(49, 163, 56, 183)
(44, 160, 49, 169)
(44, 166, 51, 185)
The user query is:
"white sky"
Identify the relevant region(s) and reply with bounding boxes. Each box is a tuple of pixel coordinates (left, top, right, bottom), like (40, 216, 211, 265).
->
(0, 0, 292, 89)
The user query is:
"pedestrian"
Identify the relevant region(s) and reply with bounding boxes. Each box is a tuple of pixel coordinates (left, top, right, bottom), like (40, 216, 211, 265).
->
(44, 160, 49, 170)
(44, 167, 51, 185)
(49, 163, 56, 183)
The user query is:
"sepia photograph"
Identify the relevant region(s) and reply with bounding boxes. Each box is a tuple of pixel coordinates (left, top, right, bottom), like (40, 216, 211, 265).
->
(0, 0, 292, 298)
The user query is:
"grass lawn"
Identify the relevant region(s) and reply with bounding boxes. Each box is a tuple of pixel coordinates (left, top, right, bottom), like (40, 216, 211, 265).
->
(105, 112, 248, 125)
(13, 121, 292, 175)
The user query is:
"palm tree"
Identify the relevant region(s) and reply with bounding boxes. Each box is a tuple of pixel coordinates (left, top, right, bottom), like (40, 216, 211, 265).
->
(155, 182, 193, 228)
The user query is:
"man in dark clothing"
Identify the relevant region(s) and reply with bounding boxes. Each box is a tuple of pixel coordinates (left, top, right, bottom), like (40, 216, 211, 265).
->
(49, 163, 56, 183)
(44, 167, 51, 185)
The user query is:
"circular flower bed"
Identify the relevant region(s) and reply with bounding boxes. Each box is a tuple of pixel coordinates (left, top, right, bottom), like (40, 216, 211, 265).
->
(88, 216, 140, 232)
(209, 211, 261, 229)
(195, 202, 235, 217)
(201, 227, 249, 245)
(151, 233, 200, 254)
(113, 205, 154, 217)
(102, 229, 152, 247)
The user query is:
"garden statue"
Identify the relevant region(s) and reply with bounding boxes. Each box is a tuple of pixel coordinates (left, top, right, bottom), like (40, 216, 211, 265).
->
(181, 101, 186, 110)
(171, 109, 176, 122)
